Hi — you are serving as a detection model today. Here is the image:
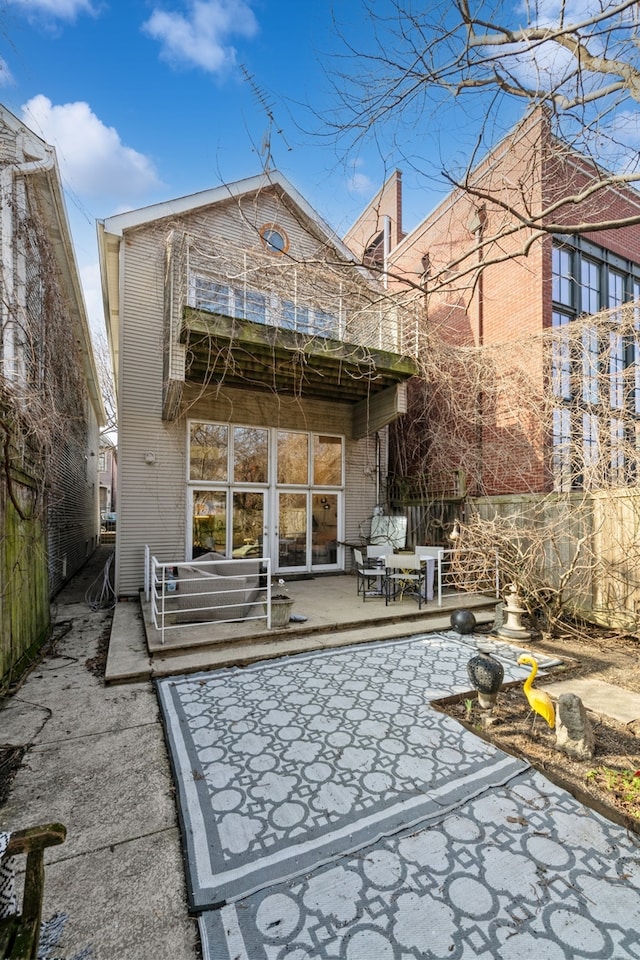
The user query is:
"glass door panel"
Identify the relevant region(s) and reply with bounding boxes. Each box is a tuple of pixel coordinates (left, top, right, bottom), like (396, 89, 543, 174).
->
(231, 491, 264, 558)
(189, 423, 228, 480)
(312, 493, 338, 566)
(192, 490, 227, 557)
(278, 492, 307, 568)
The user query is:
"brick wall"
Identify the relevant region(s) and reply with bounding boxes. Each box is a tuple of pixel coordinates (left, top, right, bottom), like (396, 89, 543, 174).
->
(379, 112, 640, 496)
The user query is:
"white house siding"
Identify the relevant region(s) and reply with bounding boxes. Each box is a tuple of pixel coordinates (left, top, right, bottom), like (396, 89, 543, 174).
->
(116, 223, 184, 596)
(187, 192, 334, 261)
(112, 187, 392, 595)
(0, 107, 103, 599)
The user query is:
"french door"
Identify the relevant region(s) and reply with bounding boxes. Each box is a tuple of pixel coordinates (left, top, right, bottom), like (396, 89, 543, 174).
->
(188, 423, 343, 573)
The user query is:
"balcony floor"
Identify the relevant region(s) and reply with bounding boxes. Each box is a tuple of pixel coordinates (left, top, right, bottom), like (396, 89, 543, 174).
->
(132, 573, 499, 680)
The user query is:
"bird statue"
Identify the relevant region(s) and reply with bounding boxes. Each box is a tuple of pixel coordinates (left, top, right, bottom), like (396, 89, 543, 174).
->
(517, 654, 555, 729)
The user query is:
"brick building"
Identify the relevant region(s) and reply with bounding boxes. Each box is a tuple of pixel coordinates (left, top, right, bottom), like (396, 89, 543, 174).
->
(346, 111, 640, 497)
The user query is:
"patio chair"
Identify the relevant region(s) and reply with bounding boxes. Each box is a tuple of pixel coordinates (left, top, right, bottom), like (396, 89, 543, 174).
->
(414, 545, 445, 605)
(366, 544, 388, 560)
(384, 553, 425, 608)
(354, 549, 385, 601)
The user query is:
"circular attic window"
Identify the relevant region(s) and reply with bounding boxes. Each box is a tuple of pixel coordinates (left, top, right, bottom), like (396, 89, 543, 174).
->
(260, 224, 289, 255)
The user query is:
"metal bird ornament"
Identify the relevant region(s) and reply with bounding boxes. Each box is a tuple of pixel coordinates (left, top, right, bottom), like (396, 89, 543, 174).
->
(517, 654, 555, 729)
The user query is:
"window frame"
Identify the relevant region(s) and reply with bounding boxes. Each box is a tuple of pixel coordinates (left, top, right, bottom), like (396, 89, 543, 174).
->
(551, 238, 640, 491)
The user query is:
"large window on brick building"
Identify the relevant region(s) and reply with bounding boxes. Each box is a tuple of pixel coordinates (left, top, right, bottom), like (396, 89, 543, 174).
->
(552, 239, 640, 491)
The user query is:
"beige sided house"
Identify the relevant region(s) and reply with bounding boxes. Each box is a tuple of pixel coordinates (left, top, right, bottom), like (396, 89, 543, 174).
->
(98, 172, 418, 597)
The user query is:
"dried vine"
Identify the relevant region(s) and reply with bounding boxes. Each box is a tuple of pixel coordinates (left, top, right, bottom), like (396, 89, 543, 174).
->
(1, 193, 88, 523)
(390, 302, 640, 633)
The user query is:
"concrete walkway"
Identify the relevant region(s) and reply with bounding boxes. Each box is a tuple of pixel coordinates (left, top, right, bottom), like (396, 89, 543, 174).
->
(0, 547, 199, 960)
(1, 546, 639, 959)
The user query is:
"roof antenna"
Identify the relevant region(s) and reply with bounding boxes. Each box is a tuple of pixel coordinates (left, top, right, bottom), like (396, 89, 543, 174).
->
(240, 65, 291, 173)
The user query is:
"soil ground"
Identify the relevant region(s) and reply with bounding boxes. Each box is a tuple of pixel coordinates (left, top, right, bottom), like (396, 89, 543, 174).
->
(435, 626, 640, 832)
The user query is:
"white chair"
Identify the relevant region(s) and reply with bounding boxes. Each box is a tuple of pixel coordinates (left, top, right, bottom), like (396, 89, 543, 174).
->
(415, 546, 445, 606)
(384, 554, 425, 608)
(366, 544, 388, 560)
(354, 549, 385, 601)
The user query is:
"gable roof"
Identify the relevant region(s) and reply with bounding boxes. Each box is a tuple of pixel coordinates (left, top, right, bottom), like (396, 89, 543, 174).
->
(0, 103, 105, 426)
(100, 170, 356, 258)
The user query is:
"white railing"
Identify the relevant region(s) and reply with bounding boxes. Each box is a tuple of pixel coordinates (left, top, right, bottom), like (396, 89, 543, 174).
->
(145, 548, 273, 644)
(438, 547, 500, 600)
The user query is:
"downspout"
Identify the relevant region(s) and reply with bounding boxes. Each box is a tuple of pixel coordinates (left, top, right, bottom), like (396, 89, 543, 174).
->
(382, 215, 390, 290)
(474, 207, 486, 495)
(1, 138, 56, 380)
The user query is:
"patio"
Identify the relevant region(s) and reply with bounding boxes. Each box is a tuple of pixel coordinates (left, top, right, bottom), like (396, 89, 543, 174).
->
(140, 572, 499, 678)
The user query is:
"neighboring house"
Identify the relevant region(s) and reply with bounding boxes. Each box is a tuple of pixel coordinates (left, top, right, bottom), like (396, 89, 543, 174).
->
(346, 111, 640, 498)
(98, 439, 117, 515)
(97, 172, 417, 597)
(0, 104, 104, 680)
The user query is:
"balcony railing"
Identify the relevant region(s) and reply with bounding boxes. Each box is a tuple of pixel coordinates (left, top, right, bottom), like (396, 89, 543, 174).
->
(165, 230, 421, 362)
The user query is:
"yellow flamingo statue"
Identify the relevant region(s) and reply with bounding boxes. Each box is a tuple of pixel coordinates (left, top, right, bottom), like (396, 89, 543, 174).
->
(517, 654, 555, 729)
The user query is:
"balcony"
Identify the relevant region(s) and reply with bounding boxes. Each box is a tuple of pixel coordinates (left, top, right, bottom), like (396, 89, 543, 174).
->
(162, 232, 419, 436)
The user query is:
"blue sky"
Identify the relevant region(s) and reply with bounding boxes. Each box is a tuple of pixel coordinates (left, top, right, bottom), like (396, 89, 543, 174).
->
(1, 1, 637, 339)
(0, 0, 408, 335)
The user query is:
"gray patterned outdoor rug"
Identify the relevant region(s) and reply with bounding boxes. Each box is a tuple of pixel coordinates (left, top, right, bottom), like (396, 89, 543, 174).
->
(156, 632, 546, 911)
(198, 768, 640, 960)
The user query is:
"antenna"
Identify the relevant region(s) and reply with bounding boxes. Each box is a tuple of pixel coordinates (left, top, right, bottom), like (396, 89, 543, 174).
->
(240, 65, 292, 172)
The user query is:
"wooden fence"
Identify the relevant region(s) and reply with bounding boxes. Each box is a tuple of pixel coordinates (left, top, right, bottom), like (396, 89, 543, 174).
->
(397, 489, 640, 631)
(0, 466, 50, 686)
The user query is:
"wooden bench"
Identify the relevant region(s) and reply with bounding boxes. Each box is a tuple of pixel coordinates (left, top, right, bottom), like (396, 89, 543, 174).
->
(0, 823, 66, 960)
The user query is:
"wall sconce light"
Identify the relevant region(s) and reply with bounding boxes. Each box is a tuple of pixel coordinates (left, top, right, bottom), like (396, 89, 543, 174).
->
(144, 451, 156, 464)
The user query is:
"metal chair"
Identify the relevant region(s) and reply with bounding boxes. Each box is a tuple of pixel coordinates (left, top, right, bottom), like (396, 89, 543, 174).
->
(384, 553, 425, 608)
(354, 548, 385, 601)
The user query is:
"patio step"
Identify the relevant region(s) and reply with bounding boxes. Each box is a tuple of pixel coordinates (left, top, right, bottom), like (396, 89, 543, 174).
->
(105, 591, 498, 683)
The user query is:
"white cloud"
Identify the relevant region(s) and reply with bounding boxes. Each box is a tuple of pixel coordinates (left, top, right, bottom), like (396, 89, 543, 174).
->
(143, 0, 259, 74)
(346, 158, 374, 196)
(516, 0, 622, 27)
(20, 95, 162, 201)
(6, 0, 96, 21)
(0, 58, 14, 87)
(348, 171, 374, 195)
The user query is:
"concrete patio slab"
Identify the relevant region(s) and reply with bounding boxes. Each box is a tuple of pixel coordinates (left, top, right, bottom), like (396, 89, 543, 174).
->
(42, 829, 199, 960)
(2, 710, 176, 861)
(2, 665, 159, 745)
(3, 546, 639, 960)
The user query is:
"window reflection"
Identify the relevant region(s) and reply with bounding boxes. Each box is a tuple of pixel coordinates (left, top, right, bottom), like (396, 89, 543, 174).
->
(234, 427, 268, 483)
(311, 493, 338, 564)
(277, 432, 309, 484)
(190, 423, 228, 481)
(313, 435, 342, 485)
(192, 490, 227, 556)
(232, 491, 264, 557)
(278, 492, 307, 567)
